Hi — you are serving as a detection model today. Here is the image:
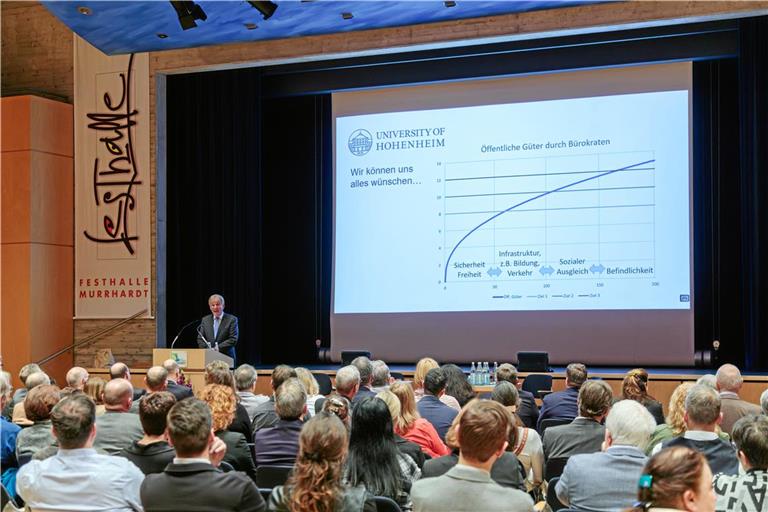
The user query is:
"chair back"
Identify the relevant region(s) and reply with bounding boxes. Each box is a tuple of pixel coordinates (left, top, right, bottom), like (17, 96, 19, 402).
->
(539, 417, 572, 436)
(258, 488, 273, 503)
(255, 464, 294, 489)
(544, 456, 569, 481)
(371, 495, 402, 512)
(313, 373, 333, 395)
(546, 476, 566, 511)
(389, 372, 405, 381)
(521, 374, 553, 397)
(219, 461, 235, 472)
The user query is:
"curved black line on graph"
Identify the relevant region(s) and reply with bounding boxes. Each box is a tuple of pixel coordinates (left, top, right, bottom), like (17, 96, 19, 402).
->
(442, 159, 655, 282)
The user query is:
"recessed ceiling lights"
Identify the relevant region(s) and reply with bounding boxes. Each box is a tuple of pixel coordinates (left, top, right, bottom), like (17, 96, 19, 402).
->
(444, 1, 456, 7)
(341, 12, 353, 20)
(77, 6, 92, 15)
(157, 33, 169, 39)
(244, 22, 258, 30)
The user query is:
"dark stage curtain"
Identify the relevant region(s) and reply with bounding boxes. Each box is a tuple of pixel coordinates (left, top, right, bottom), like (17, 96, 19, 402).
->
(165, 68, 263, 364)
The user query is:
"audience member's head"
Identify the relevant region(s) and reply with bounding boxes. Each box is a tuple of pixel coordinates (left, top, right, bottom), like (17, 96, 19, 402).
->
(495, 363, 519, 385)
(0, 373, 11, 408)
(666, 382, 694, 435)
(423, 367, 447, 397)
(138, 391, 176, 436)
(731, 414, 768, 471)
(109, 362, 130, 380)
(166, 398, 213, 458)
(715, 363, 743, 393)
(604, 399, 656, 450)
(204, 360, 234, 388)
(684, 384, 721, 430)
(18, 363, 42, 387)
(631, 446, 715, 512)
(389, 381, 419, 434)
(271, 364, 297, 392)
(145, 366, 169, 392)
(162, 359, 181, 381)
(371, 360, 391, 388)
(84, 377, 106, 405)
(351, 356, 373, 387)
(24, 384, 61, 422)
(50, 394, 97, 449)
(286, 412, 348, 512)
(577, 379, 613, 420)
(376, 390, 401, 424)
(65, 367, 89, 390)
(103, 378, 134, 411)
(457, 399, 512, 465)
(761, 388, 768, 415)
(566, 363, 588, 388)
(622, 368, 655, 403)
(198, 383, 236, 432)
(234, 364, 258, 393)
(275, 378, 307, 421)
(334, 365, 360, 399)
(321, 393, 351, 428)
(347, 397, 403, 499)
(25, 371, 51, 390)
(294, 367, 319, 396)
(414, 357, 439, 390)
(696, 374, 717, 389)
(491, 381, 520, 409)
(442, 364, 476, 407)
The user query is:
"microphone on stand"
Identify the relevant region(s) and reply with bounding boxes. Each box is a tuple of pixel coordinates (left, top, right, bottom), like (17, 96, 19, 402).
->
(170, 319, 202, 349)
(196, 324, 212, 350)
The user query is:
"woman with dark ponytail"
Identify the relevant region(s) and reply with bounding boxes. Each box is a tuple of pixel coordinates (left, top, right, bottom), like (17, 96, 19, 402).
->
(625, 446, 715, 512)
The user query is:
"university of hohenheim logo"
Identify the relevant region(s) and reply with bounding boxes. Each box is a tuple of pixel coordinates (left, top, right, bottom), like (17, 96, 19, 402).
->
(348, 129, 373, 156)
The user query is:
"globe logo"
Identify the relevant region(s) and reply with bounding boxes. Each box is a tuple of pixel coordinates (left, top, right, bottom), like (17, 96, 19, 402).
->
(348, 129, 373, 156)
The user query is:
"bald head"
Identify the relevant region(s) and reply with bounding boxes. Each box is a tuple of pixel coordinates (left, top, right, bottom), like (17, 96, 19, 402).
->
(109, 362, 130, 380)
(145, 366, 168, 392)
(26, 372, 51, 390)
(716, 364, 743, 393)
(103, 378, 134, 410)
(66, 367, 89, 390)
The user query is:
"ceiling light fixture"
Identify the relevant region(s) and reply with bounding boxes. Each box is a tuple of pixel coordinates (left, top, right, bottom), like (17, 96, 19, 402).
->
(444, 1, 456, 7)
(244, 22, 258, 30)
(341, 12, 353, 20)
(77, 6, 92, 15)
(157, 33, 169, 39)
(169, 1, 208, 30)
(247, 1, 278, 20)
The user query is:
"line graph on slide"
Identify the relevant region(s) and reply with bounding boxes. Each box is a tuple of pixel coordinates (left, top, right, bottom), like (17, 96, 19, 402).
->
(442, 151, 657, 283)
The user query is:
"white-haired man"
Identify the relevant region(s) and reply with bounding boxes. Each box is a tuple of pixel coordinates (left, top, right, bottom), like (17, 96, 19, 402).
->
(556, 400, 656, 511)
(716, 364, 761, 435)
(65, 366, 90, 390)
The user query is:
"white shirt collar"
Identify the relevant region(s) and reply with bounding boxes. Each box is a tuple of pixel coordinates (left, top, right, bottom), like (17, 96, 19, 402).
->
(719, 391, 739, 399)
(173, 457, 210, 465)
(683, 430, 719, 441)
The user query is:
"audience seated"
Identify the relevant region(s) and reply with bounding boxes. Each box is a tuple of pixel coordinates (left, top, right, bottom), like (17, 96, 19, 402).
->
(141, 398, 266, 512)
(422, 399, 526, 491)
(162, 358, 194, 402)
(543, 379, 612, 461)
(417, 368, 459, 441)
(12, 371, 50, 426)
(713, 414, 768, 511)
(697, 374, 718, 389)
(413, 358, 461, 411)
(0, 373, 21, 501)
(536, 362, 587, 431)
(84, 376, 107, 415)
(556, 399, 656, 511)
(15, 384, 60, 463)
(130, 365, 169, 413)
(234, 364, 269, 422)
(253, 378, 305, 467)
(11, 363, 41, 408)
(441, 364, 476, 408)
(657, 384, 739, 476)
(716, 363, 761, 436)
(621, 368, 665, 425)
(110, 362, 146, 401)
(17, 394, 144, 511)
(370, 360, 394, 394)
(205, 360, 253, 442)
(376, 390, 427, 468)
(65, 366, 89, 391)
(118, 390, 177, 474)
(496, 363, 539, 429)
(267, 411, 375, 512)
(294, 367, 323, 417)
(350, 356, 377, 404)
(412, 399, 534, 512)
(346, 396, 421, 510)
(252, 364, 297, 432)
(490, 382, 544, 492)
(390, 381, 450, 458)
(320, 393, 352, 429)
(626, 446, 716, 512)
(199, 383, 258, 481)
(93, 378, 143, 455)
(314, 365, 360, 414)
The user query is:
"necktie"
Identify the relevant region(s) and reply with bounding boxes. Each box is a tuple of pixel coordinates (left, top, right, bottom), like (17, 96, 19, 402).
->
(213, 316, 220, 340)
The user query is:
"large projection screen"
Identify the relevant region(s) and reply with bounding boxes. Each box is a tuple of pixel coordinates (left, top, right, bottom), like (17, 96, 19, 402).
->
(331, 62, 693, 365)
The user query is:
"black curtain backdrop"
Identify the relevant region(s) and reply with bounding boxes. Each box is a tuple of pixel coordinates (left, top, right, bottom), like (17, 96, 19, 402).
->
(166, 68, 263, 365)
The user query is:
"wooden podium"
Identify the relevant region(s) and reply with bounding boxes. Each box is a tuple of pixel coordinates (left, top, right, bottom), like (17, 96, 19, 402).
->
(152, 348, 233, 393)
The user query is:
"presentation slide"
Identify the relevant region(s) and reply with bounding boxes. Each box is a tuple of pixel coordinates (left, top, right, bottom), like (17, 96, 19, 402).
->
(335, 90, 690, 314)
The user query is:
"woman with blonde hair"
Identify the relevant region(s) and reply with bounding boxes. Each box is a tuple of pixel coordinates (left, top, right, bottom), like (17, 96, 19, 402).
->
(412, 358, 460, 411)
(389, 381, 450, 458)
(622, 368, 664, 425)
(198, 383, 257, 482)
(268, 412, 375, 512)
(84, 377, 107, 415)
(295, 367, 324, 417)
(377, 390, 426, 468)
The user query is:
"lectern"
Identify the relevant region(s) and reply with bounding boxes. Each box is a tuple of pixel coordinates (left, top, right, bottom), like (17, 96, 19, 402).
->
(152, 348, 233, 393)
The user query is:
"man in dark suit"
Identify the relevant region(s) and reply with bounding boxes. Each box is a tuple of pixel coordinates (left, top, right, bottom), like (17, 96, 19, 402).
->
(537, 362, 588, 432)
(196, 293, 239, 363)
(251, 365, 297, 433)
(350, 356, 376, 405)
(543, 379, 613, 461)
(253, 378, 305, 466)
(417, 367, 458, 441)
(109, 362, 146, 402)
(496, 363, 539, 429)
(118, 391, 176, 474)
(162, 359, 194, 402)
(141, 398, 265, 512)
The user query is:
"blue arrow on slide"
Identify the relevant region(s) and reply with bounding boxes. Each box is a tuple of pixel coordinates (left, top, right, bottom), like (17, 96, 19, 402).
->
(590, 264, 605, 274)
(487, 267, 502, 277)
(539, 265, 554, 276)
